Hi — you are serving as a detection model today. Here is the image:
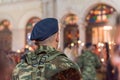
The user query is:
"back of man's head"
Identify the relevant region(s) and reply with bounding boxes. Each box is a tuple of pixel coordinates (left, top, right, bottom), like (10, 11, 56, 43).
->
(30, 18, 58, 41)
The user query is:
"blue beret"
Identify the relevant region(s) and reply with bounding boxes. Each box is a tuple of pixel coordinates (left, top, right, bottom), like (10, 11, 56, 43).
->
(85, 42, 92, 48)
(30, 18, 58, 41)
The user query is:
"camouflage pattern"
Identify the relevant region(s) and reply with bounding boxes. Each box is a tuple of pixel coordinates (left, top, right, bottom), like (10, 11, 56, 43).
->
(76, 50, 101, 80)
(12, 46, 81, 80)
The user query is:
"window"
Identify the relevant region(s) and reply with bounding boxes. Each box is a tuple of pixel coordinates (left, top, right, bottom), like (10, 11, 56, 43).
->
(25, 17, 40, 45)
(86, 4, 116, 24)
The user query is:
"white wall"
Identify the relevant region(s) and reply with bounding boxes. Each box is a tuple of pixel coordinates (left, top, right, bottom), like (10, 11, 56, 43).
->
(0, 0, 42, 51)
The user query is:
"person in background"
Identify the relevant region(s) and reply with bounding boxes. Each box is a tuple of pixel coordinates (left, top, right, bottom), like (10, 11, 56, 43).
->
(103, 42, 115, 80)
(12, 18, 81, 80)
(76, 42, 101, 80)
(0, 50, 13, 80)
(92, 44, 99, 57)
(64, 44, 76, 62)
(111, 13, 120, 80)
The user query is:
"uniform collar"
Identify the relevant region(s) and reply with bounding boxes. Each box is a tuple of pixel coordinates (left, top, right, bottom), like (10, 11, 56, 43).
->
(35, 45, 56, 55)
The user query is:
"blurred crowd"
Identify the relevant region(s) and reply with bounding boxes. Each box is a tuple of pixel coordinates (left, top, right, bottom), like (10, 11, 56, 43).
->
(0, 50, 21, 80)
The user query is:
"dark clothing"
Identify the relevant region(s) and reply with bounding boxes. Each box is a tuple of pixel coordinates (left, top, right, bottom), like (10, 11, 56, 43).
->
(12, 46, 81, 80)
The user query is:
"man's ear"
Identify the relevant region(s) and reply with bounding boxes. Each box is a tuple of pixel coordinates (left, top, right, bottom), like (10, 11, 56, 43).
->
(55, 33, 59, 42)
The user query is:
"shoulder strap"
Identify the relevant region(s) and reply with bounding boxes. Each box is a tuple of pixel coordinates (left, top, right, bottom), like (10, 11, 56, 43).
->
(46, 51, 67, 62)
(24, 50, 67, 66)
(23, 51, 39, 66)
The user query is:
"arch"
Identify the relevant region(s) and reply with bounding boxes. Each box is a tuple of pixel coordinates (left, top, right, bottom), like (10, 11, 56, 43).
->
(15, 10, 42, 49)
(59, 11, 78, 23)
(61, 13, 78, 23)
(25, 17, 40, 45)
(84, 2, 116, 44)
(60, 13, 80, 60)
(0, 19, 12, 52)
(60, 13, 79, 47)
(86, 3, 116, 24)
(0, 13, 14, 30)
(18, 10, 42, 29)
(80, 2, 118, 22)
(61, 13, 79, 47)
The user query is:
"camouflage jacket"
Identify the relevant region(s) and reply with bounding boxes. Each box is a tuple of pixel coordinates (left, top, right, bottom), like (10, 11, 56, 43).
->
(76, 50, 101, 80)
(12, 46, 81, 80)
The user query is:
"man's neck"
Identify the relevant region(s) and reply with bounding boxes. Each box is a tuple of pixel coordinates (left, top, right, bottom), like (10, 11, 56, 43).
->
(40, 42, 57, 49)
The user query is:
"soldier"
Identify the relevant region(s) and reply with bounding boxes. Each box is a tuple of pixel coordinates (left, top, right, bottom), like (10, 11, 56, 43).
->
(12, 18, 81, 80)
(76, 43, 101, 80)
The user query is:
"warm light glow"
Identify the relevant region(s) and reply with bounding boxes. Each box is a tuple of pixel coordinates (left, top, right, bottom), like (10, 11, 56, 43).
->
(81, 42, 84, 46)
(29, 47, 33, 51)
(101, 43, 104, 47)
(94, 10, 99, 15)
(0, 25, 4, 31)
(98, 48, 101, 52)
(102, 10, 106, 14)
(102, 15, 107, 20)
(17, 50, 21, 53)
(109, 42, 112, 45)
(97, 15, 101, 21)
(110, 8, 114, 12)
(86, 16, 90, 20)
(78, 40, 81, 44)
(103, 26, 112, 30)
(90, 10, 94, 14)
(71, 43, 74, 47)
(98, 42, 104, 47)
(101, 58, 104, 62)
(25, 45, 29, 48)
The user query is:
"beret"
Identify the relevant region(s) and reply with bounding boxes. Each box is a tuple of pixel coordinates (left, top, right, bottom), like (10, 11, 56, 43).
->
(30, 18, 58, 41)
(85, 42, 92, 48)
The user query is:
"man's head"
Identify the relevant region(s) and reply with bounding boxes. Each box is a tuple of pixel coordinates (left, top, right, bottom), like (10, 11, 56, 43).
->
(30, 18, 59, 48)
(30, 18, 58, 41)
(85, 42, 93, 51)
(85, 42, 92, 48)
